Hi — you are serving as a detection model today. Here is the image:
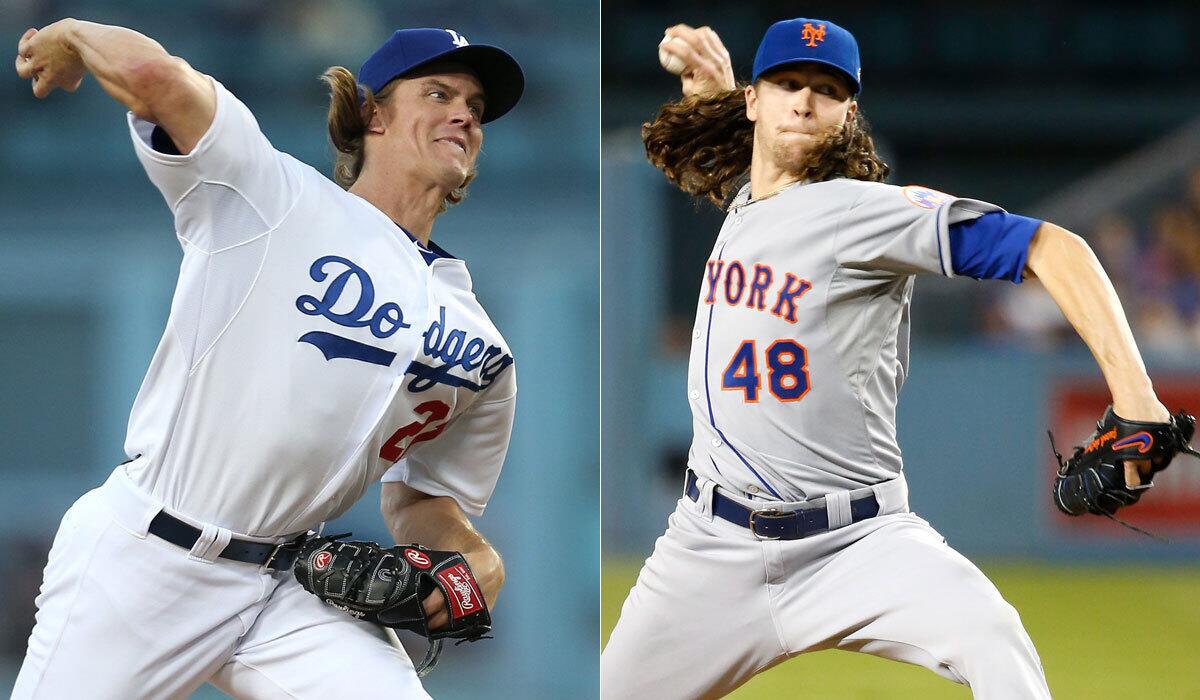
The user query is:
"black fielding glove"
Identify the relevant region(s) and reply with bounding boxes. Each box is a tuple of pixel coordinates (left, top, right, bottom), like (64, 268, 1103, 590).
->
(378, 545, 492, 641)
(294, 536, 491, 641)
(1050, 406, 1199, 517)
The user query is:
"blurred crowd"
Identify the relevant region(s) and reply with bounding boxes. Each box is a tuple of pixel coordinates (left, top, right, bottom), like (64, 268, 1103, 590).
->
(985, 168, 1200, 354)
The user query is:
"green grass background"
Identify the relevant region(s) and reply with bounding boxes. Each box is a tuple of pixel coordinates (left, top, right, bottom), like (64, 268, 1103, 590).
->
(601, 559, 1200, 699)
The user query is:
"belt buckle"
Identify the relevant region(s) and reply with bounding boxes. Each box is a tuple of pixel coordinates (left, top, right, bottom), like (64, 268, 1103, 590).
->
(264, 533, 308, 570)
(748, 508, 786, 540)
(263, 542, 289, 570)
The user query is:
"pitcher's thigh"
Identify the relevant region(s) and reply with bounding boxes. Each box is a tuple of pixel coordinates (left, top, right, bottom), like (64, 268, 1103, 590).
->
(794, 515, 1047, 697)
(211, 576, 429, 700)
(602, 503, 781, 700)
(15, 499, 256, 700)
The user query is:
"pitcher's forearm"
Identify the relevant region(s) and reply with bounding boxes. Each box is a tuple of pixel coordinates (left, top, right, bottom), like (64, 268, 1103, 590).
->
(382, 487, 505, 608)
(1025, 222, 1167, 421)
(60, 20, 180, 117)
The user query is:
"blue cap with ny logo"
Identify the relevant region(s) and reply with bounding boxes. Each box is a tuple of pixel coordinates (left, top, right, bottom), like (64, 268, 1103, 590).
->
(752, 18, 862, 95)
(359, 28, 525, 123)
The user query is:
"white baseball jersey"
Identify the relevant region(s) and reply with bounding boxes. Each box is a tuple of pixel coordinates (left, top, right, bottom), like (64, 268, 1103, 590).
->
(687, 179, 1000, 501)
(123, 75, 515, 537)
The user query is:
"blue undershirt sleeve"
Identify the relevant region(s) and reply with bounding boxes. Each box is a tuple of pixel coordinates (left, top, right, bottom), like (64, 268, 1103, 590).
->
(947, 211, 1042, 283)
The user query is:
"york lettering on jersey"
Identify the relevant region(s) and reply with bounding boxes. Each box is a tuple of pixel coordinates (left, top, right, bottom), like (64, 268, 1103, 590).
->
(405, 306, 513, 393)
(295, 255, 411, 366)
(704, 258, 812, 323)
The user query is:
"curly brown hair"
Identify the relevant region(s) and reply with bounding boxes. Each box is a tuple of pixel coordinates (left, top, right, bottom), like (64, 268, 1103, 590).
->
(642, 85, 889, 208)
(320, 66, 474, 212)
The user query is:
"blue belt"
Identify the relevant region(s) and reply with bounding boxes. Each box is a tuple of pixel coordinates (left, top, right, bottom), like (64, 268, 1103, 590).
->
(685, 469, 880, 540)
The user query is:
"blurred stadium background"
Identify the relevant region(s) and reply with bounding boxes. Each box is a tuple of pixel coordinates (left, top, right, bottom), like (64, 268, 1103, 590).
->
(602, 1, 1200, 697)
(0, 0, 597, 698)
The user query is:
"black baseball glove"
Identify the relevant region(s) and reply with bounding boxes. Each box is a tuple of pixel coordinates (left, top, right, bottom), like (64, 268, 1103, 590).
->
(293, 536, 492, 642)
(1051, 405, 1199, 517)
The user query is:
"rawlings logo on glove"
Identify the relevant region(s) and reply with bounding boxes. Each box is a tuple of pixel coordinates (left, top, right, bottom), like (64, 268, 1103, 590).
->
(293, 536, 492, 642)
(1050, 406, 1200, 528)
(436, 563, 483, 617)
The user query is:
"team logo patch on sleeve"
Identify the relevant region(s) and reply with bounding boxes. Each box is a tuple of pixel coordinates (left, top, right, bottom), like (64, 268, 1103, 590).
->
(902, 185, 953, 210)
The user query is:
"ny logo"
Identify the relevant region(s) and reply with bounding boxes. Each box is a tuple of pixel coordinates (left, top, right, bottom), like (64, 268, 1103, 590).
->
(445, 29, 469, 47)
(800, 22, 826, 48)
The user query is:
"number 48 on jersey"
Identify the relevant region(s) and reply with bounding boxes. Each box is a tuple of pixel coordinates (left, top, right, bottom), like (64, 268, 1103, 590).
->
(721, 339, 810, 403)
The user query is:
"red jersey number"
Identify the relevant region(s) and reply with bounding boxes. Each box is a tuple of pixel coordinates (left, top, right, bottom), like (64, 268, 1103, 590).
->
(380, 400, 451, 462)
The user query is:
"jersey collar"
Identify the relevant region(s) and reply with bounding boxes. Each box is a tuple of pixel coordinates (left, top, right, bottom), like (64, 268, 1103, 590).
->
(404, 231, 458, 266)
(729, 182, 754, 209)
(730, 179, 808, 211)
(347, 191, 459, 265)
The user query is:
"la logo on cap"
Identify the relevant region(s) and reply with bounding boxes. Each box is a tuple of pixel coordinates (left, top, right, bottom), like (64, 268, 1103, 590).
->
(800, 22, 826, 48)
(445, 29, 469, 47)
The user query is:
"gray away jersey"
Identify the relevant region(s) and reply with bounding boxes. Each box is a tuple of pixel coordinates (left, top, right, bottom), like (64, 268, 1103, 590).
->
(686, 179, 1002, 501)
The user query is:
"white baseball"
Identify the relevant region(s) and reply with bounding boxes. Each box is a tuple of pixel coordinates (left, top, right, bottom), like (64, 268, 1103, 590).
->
(658, 37, 689, 75)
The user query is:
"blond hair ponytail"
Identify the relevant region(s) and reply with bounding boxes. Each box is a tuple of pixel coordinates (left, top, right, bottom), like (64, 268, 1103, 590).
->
(320, 66, 378, 189)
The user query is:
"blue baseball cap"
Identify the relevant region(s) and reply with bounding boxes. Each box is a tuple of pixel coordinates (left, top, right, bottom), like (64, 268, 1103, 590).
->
(359, 28, 524, 123)
(752, 18, 861, 95)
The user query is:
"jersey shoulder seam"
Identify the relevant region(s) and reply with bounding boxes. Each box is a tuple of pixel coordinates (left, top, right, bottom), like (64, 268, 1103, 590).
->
(199, 151, 303, 231)
(204, 167, 306, 254)
(830, 183, 878, 266)
(184, 231, 274, 377)
(181, 165, 307, 373)
(167, 153, 303, 251)
(167, 180, 203, 213)
(472, 389, 517, 406)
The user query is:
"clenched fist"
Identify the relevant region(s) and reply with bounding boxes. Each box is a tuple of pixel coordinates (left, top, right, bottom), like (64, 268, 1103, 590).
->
(658, 24, 735, 97)
(15, 19, 86, 98)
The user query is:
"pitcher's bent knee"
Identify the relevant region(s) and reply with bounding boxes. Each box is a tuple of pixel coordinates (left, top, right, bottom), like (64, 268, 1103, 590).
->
(942, 597, 1044, 684)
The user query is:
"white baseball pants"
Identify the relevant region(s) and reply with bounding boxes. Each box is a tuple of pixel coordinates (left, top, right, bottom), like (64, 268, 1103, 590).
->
(13, 466, 430, 700)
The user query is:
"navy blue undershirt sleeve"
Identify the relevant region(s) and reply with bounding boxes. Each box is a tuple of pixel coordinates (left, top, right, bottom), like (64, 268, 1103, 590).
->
(947, 211, 1042, 283)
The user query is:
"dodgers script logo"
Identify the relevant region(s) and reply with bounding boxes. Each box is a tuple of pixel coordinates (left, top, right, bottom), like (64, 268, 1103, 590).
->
(295, 255, 514, 393)
(406, 306, 513, 393)
(295, 255, 412, 367)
